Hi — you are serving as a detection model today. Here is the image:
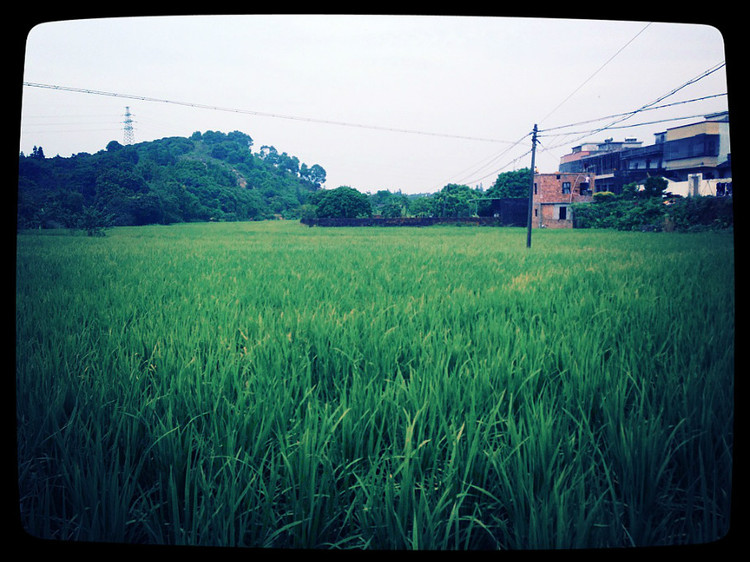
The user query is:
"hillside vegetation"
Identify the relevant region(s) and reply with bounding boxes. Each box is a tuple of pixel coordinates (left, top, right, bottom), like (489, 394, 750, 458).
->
(17, 130, 327, 228)
(17, 135, 733, 233)
(18, 133, 537, 231)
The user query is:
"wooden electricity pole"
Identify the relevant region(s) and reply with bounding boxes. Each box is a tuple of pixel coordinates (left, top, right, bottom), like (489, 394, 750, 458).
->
(526, 124, 538, 248)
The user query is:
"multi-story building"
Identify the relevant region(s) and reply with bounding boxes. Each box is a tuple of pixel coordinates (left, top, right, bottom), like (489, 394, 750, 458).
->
(662, 111, 731, 180)
(558, 112, 731, 196)
(559, 138, 643, 193)
(533, 112, 731, 229)
(619, 137, 665, 182)
(558, 141, 601, 171)
(531, 172, 595, 228)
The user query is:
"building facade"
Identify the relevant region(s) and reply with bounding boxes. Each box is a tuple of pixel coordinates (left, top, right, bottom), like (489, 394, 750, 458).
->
(532, 172, 595, 228)
(559, 138, 643, 193)
(558, 112, 731, 196)
(661, 111, 731, 181)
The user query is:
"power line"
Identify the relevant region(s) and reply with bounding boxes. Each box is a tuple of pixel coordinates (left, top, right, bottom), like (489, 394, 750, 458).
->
(439, 96, 725, 189)
(634, 61, 726, 112)
(458, 147, 533, 188)
(542, 113, 715, 139)
(441, 89, 727, 188)
(450, 91, 726, 189)
(538, 93, 727, 135)
(22, 81, 519, 145)
(21, 127, 122, 134)
(539, 22, 653, 126)
(443, 52, 726, 190)
(23, 58, 727, 191)
(442, 132, 532, 187)
(578, 61, 723, 136)
(537, 61, 727, 153)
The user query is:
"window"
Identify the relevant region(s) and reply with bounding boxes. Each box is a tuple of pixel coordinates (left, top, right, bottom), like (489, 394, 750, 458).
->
(665, 134, 719, 160)
(558, 206, 567, 220)
(562, 182, 571, 194)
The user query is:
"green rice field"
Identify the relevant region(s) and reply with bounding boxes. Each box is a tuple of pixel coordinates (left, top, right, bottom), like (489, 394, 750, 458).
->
(15, 221, 734, 549)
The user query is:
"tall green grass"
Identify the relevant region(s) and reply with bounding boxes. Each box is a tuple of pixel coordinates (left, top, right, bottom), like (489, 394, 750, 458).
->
(16, 222, 734, 549)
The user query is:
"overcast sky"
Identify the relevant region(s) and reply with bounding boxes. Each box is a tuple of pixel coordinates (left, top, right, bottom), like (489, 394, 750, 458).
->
(18, 15, 730, 194)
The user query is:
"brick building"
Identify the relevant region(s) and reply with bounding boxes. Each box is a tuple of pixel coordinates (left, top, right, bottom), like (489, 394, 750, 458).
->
(532, 172, 594, 228)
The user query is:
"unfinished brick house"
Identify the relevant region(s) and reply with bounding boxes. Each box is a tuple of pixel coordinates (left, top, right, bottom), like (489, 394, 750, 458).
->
(532, 172, 595, 228)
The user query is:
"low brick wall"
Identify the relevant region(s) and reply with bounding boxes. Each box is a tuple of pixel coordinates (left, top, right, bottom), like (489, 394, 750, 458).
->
(301, 217, 517, 227)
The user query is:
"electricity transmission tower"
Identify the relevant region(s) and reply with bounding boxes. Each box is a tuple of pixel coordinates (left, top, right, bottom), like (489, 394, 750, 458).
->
(122, 106, 135, 145)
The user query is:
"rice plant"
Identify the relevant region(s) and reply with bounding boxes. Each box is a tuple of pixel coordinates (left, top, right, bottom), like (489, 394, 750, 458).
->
(16, 222, 734, 549)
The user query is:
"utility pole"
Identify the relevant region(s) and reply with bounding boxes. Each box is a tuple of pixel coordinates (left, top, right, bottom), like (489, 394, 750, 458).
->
(526, 124, 538, 248)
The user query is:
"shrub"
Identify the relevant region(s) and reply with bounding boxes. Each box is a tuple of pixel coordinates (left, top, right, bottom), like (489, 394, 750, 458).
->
(574, 192, 732, 232)
(667, 196, 733, 231)
(315, 186, 373, 218)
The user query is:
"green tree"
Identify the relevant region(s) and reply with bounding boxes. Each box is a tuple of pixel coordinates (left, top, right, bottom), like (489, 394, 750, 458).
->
(641, 176, 668, 198)
(381, 201, 405, 218)
(226, 130, 254, 149)
(431, 184, 478, 217)
(370, 190, 408, 217)
(77, 205, 112, 236)
(407, 195, 432, 217)
(276, 152, 299, 176)
(299, 163, 327, 189)
(18, 129, 322, 227)
(305, 164, 327, 188)
(488, 168, 531, 198)
(315, 186, 372, 218)
(258, 145, 280, 166)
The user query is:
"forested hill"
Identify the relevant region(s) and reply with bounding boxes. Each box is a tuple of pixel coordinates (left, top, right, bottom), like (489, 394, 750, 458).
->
(17, 130, 327, 229)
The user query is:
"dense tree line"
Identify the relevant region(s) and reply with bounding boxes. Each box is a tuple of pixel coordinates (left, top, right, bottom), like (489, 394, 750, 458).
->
(17, 130, 327, 230)
(18, 134, 533, 231)
(571, 177, 734, 232)
(300, 169, 533, 220)
(19, 141, 730, 233)
(298, 171, 731, 233)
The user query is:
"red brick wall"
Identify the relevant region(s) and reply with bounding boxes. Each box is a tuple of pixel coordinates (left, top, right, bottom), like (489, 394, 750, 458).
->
(532, 173, 594, 228)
